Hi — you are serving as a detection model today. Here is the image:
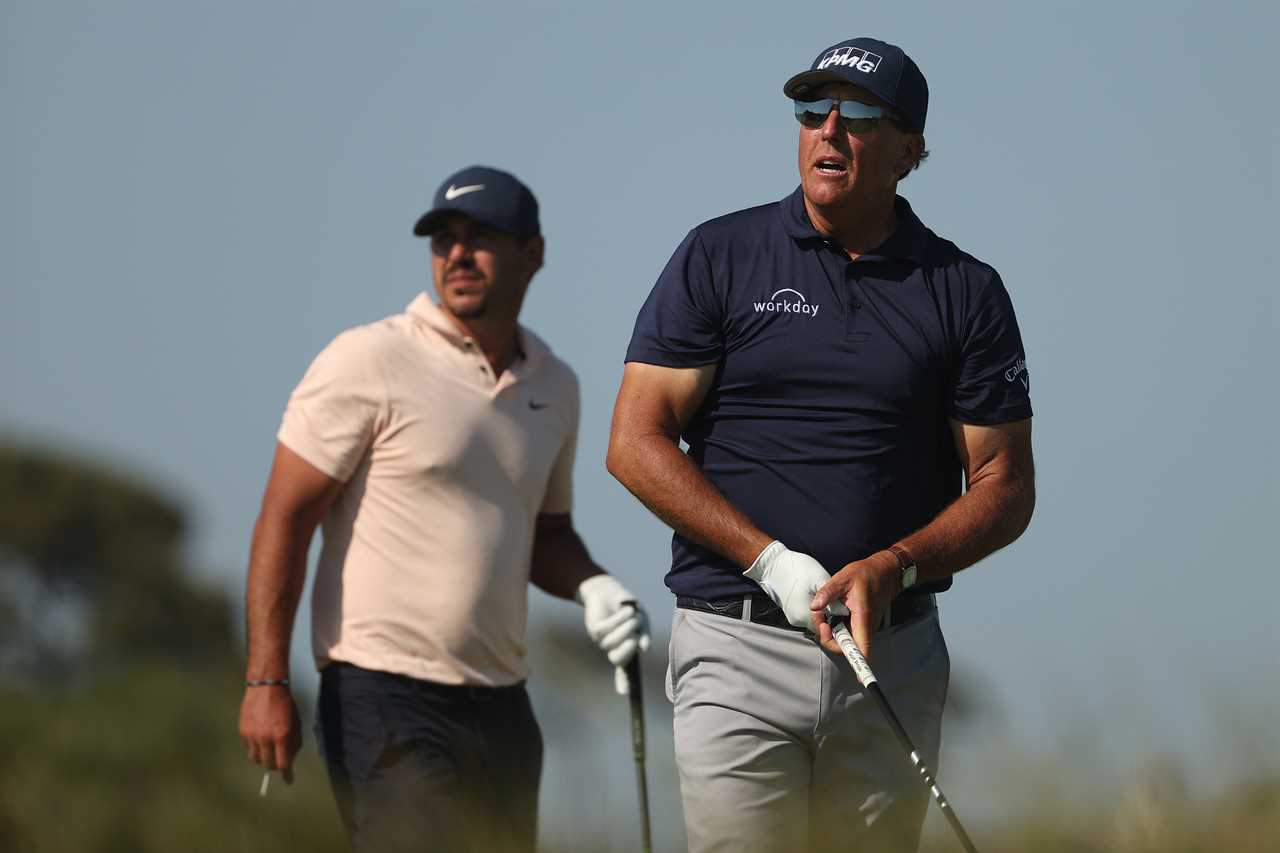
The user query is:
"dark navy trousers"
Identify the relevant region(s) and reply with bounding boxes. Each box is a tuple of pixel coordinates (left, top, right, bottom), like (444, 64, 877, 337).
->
(317, 663, 543, 853)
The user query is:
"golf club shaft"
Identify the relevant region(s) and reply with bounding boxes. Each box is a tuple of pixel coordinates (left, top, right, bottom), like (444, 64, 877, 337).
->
(625, 655, 653, 853)
(831, 618, 979, 853)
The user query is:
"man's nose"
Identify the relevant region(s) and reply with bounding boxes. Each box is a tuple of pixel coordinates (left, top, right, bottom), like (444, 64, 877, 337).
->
(820, 106, 842, 141)
(447, 238, 474, 266)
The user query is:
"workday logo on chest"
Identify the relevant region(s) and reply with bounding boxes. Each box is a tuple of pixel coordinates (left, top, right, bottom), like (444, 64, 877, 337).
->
(754, 288, 821, 318)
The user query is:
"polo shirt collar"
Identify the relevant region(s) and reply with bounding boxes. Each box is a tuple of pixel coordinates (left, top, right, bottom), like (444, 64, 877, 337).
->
(406, 293, 547, 371)
(778, 186, 930, 263)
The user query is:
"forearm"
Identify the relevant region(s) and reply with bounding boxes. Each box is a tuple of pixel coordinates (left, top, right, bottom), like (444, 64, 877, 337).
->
(897, 469, 1035, 587)
(529, 525, 605, 600)
(607, 431, 772, 569)
(243, 513, 313, 679)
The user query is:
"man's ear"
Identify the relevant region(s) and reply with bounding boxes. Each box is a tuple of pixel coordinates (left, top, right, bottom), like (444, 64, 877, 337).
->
(893, 132, 926, 182)
(524, 235, 545, 275)
(901, 133, 921, 175)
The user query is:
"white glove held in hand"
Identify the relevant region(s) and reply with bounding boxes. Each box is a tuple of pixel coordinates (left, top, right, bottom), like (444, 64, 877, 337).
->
(743, 540, 834, 630)
(576, 575, 651, 695)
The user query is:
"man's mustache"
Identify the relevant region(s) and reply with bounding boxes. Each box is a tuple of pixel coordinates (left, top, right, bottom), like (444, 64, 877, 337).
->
(445, 261, 481, 278)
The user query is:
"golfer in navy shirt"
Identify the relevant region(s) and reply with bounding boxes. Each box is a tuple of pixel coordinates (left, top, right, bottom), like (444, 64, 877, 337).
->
(607, 37, 1035, 852)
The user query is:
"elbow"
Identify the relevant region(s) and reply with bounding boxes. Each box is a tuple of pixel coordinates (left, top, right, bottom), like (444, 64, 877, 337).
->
(606, 425, 657, 492)
(604, 432, 631, 486)
(1011, 477, 1036, 540)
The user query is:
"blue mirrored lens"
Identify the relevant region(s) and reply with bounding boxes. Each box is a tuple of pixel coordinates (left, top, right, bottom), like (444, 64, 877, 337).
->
(793, 99, 885, 131)
(841, 101, 883, 120)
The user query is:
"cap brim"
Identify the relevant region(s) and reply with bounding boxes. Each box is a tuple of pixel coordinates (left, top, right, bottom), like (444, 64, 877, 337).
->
(412, 209, 449, 236)
(412, 205, 539, 238)
(782, 70, 868, 99)
(412, 205, 494, 237)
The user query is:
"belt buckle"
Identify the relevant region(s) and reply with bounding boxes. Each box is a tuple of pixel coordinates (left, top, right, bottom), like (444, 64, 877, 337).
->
(703, 598, 743, 618)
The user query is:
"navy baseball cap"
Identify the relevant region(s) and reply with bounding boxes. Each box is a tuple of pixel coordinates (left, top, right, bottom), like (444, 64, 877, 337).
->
(783, 37, 929, 132)
(412, 165, 540, 238)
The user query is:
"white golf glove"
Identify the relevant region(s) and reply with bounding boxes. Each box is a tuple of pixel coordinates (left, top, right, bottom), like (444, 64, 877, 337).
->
(576, 574, 650, 695)
(743, 540, 842, 630)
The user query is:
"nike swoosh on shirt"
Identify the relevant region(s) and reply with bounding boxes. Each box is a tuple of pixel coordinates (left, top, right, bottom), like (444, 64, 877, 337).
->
(444, 184, 485, 200)
(528, 400, 550, 410)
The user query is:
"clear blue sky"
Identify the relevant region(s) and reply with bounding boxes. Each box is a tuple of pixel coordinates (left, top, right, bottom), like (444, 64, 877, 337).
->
(4, 0, 1277, 841)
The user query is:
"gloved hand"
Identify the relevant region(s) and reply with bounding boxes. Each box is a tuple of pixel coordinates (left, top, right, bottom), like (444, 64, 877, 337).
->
(743, 540, 843, 630)
(576, 574, 651, 695)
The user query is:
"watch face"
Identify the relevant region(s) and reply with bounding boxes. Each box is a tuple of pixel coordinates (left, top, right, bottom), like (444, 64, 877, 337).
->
(902, 565, 918, 589)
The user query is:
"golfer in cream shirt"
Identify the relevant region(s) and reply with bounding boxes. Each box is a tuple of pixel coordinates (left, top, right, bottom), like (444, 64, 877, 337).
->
(238, 166, 647, 853)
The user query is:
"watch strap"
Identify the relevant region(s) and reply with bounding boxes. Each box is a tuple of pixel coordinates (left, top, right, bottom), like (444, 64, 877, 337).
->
(888, 545, 918, 592)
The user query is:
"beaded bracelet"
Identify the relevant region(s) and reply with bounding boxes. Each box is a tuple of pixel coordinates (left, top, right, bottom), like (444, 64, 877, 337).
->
(244, 678, 290, 687)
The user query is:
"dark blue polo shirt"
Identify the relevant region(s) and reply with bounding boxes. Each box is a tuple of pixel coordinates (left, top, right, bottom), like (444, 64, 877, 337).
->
(625, 188, 1032, 600)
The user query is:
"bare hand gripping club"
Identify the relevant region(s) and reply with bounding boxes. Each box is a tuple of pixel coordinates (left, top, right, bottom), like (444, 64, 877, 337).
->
(829, 615, 980, 853)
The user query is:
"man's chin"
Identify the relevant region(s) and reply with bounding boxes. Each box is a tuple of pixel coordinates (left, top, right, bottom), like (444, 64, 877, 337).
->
(444, 298, 487, 319)
(803, 179, 855, 208)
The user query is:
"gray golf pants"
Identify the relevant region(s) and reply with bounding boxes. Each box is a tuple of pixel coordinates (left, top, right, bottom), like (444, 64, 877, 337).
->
(667, 606, 950, 853)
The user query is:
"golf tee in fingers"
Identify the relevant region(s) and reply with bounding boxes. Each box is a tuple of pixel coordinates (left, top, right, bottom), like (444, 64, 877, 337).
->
(260, 771, 270, 797)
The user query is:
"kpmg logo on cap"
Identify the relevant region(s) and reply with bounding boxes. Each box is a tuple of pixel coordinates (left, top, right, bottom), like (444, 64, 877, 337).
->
(817, 46, 882, 74)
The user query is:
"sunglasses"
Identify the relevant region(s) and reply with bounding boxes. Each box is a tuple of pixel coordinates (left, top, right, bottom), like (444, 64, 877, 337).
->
(429, 225, 501, 256)
(793, 98, 886, 134)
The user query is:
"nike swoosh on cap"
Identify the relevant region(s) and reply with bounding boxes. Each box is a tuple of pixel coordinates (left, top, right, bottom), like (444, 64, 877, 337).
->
(444, 184, 485, 200)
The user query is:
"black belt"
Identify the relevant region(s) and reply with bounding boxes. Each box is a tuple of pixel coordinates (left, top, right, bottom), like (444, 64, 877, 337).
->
(676, 592, 936, 634)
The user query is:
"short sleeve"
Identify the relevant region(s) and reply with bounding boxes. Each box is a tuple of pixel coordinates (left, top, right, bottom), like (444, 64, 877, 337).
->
(277, 329, 385, 481)
(624, 230, 725, 366)
(949, 273, 1034, 425)
(538, 374, 578, 514)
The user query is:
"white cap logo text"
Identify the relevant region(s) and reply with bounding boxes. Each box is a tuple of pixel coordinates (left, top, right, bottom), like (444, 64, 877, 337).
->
(817, 46, 882, 74)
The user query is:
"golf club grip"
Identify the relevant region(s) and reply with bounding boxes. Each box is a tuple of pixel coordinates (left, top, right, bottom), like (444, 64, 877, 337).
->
(830, 619, 980, 852)
(830, 619, 877, 688)
(831, 621, 914, 751)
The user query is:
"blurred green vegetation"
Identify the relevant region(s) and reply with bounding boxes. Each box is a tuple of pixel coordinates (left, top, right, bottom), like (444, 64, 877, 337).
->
(0, 660, 347, 853)
(0, 443, 229, 683)
(1, 440, 1277, 851)
(920, 774, 1280, 852)
(0, 441, 346, 851)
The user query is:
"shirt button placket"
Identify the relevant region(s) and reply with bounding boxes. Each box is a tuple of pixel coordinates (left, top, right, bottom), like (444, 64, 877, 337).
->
(845, 264, 863, 338)
(463, 339, 493, 385)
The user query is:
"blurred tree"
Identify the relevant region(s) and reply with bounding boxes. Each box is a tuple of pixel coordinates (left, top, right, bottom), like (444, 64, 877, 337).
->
(0, 442, 231, 686)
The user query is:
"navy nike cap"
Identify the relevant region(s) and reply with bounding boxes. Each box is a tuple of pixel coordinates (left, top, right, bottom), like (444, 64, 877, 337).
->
(783, 37, 929, 132)
(413, 165, 540, 238)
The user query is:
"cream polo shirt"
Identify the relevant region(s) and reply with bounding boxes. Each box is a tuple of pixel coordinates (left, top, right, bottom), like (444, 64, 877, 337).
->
(278, 293, 579, 686)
